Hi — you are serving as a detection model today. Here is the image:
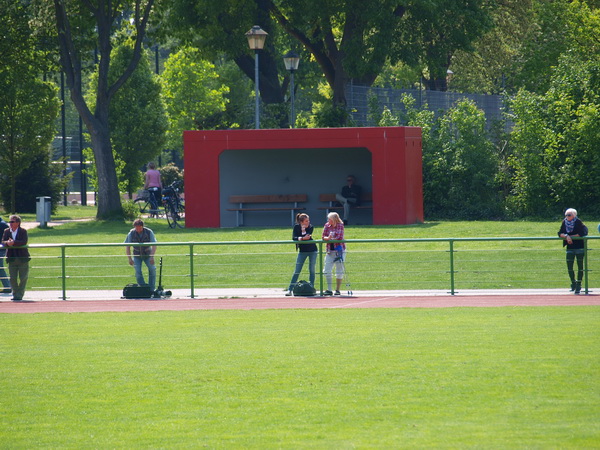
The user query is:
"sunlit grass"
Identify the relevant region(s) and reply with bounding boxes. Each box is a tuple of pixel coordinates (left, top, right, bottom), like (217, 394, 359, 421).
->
(1, 308, 598, 447)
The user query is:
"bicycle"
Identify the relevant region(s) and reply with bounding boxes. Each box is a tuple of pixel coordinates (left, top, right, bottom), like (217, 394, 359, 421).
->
(133, 187, 163, 218)
(162, 181, 185, 228)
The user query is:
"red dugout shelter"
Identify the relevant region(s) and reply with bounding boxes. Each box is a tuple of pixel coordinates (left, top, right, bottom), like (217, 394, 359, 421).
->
(183, 127, 423, 228)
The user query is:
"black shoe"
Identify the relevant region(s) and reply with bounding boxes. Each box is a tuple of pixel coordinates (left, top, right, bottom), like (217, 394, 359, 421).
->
(570, 281, 576, 292)
(1, 289, 11, 294)
(323, 290, 333, 296)
(285, 290, 292, 296)
(574, 281, 582, 295)
(334, 290, 341, 296)
(11, 298, 22, 301)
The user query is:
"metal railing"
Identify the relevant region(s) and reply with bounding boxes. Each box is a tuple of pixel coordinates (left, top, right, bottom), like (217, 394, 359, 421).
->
(24, 236, 598, 300)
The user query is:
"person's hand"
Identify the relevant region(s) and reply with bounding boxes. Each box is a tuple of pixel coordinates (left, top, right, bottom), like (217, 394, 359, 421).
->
(128, 257, 133, 266)
(566, 236, 573, 244)
(150, 256, 155, 264)
(6, 238, 14, 247)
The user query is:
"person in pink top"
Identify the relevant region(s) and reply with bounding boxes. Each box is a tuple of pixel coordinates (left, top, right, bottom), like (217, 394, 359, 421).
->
(144, 162, 162, 215)
(322, 212, 346, 296)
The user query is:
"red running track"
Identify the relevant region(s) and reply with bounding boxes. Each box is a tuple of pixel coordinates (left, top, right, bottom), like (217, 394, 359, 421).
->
(1, 294, 599, 314)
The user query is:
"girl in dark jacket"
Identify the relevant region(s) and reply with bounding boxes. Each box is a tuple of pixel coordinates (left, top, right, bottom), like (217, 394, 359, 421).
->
(286, 213, 318, 295)
(558, 208, 588, 294)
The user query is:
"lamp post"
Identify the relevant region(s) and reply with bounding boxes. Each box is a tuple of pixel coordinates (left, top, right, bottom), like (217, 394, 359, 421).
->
(283, 51, 300, 128)
(245, 25, 268, 129)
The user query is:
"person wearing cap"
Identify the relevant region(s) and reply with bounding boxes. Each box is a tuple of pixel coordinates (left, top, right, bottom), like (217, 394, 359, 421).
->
(558, 208, 588, 294)
(1, 215, 30, 301)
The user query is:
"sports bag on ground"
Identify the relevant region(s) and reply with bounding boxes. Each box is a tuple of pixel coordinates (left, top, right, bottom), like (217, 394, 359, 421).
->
(122, 283, 154, 299)
(292, 280, 316, 297)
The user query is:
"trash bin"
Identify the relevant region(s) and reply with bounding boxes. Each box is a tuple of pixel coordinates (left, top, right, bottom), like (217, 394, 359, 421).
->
(36, 196, 51, 227)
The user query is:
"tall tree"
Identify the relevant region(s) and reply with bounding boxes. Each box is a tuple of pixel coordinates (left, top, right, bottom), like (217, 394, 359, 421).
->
(161, 47, 229, 153)
(0, 0, 61, 212)
(271, 0, 407, 106)
(405, 0, 495, 91)
(88, 41, 168, 198)
(156, 0, 285, 106)
(52, 0, 155, 219)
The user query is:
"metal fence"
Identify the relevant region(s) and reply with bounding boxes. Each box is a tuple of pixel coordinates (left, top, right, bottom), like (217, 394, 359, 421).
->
(26, 236, 599, 300)
(346, 84, 509, 130)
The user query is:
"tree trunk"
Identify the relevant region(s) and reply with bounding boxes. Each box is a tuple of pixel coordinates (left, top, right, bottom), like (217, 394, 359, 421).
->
(86, 117, 123, 219)
(53, 0, 154, 220)
(235, 53, 284, 105)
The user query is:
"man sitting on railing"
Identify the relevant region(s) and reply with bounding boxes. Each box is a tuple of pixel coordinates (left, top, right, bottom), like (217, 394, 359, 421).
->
(124, 219, 157, 292)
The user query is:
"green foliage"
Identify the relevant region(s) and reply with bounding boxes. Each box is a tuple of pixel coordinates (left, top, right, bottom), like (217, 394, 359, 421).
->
(212, 59, 254, 129)
(100, 42, 168, 198)
(450, 0, 533, 94)
(0, 0, 61, 213)
(159, 162, 183, 187)
(507, 55, 600, 216)
(0, 151, 70, 214)
(400, 0, 494, 91)
(401, 95, 501, 219)
(310, 102, 354, 128)
(161, 47, 229, 153)
(121, 200, 139, 221)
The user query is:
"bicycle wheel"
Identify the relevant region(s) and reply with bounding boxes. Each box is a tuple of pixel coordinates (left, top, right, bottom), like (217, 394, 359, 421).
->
(165, 198, 178, 228)
(134, 198, 150, 214)
(175, 198, 185, 226)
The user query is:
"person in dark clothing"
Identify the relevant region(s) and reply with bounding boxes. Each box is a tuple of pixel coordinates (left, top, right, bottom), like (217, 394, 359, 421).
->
(0, 216, 11, 294)
(558, 208, 588, 294)
(1, 215, 30, 301)
(335, 175, 362, 225)
(285, 213, 318, 296)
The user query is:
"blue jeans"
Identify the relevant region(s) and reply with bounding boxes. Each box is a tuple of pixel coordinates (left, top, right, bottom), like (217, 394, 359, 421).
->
(133, 256, 156, 291)
(288, 251, 317, 290)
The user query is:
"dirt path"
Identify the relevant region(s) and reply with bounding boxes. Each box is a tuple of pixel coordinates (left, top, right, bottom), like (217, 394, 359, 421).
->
(1, 293, 598, 314)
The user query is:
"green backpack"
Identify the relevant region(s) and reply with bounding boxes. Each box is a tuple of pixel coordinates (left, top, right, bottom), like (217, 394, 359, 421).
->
(292, 280, 316, 297)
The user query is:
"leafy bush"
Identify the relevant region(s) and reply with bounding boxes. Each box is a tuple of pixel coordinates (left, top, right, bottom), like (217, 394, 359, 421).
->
(121, 200, 139, 222)
(159, 162, 183, 188)
(0, 150, 70, 214)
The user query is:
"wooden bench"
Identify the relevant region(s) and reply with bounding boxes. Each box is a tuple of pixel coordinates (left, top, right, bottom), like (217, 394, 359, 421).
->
(317, 193, 373, 214)
(227, 194, 307, 226)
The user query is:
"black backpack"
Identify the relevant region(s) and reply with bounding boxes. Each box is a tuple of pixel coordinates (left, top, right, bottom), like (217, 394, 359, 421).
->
(292, 280, 316, 297)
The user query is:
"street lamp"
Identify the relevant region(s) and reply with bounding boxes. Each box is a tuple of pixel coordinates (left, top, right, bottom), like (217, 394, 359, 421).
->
(245, 25, 268, 129)
(283, 51, 300, 128)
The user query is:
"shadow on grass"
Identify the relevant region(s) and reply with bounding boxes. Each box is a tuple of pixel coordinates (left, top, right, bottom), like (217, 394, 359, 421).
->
(26, 220, 441, 243)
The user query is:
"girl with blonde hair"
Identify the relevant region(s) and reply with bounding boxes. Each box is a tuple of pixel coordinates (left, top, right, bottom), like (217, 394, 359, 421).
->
(322, 212, 346, 295)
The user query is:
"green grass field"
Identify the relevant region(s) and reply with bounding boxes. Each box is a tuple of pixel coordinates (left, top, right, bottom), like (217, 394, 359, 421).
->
(1, 307, 598, 447)
(2, 208, 599, 446)
(19, 206, 600, 292)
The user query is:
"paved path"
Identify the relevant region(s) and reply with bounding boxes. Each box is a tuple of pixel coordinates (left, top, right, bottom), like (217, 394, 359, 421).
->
(21, 218, 93, 230)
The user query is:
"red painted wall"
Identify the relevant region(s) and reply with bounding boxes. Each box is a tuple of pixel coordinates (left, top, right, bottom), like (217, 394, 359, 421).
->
(184, 127, 423, 228)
